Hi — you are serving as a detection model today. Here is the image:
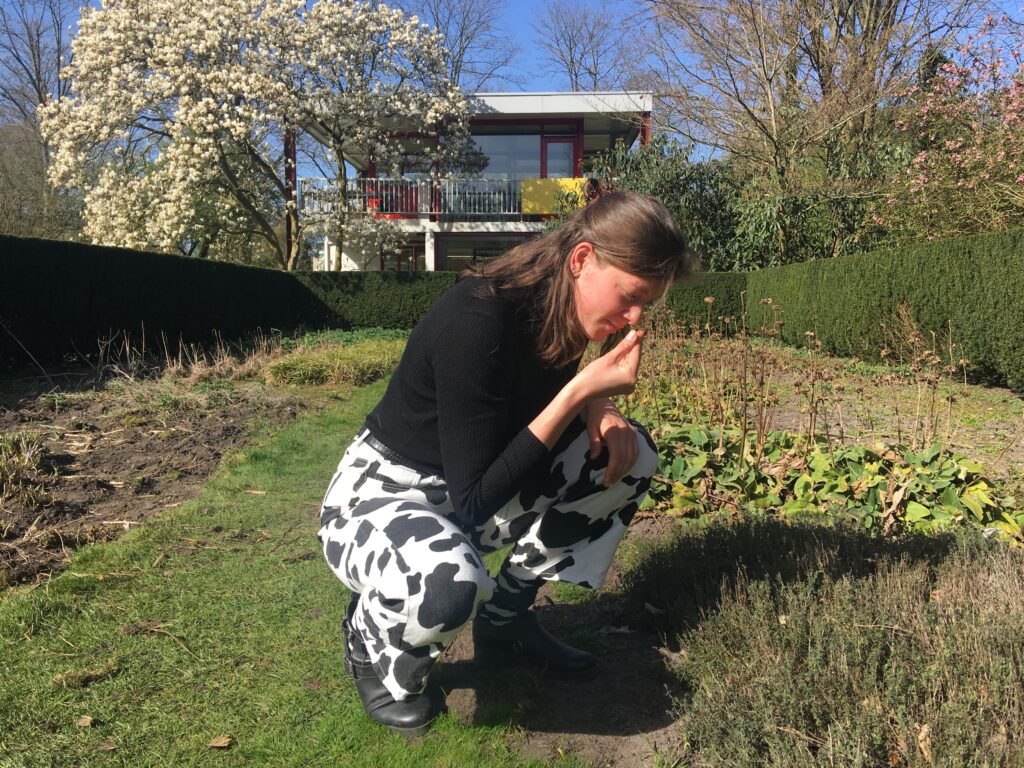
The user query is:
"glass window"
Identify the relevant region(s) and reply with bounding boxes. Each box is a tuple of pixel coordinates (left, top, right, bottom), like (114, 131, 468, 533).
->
(439, 235, 535, 271)
(471, 123, 542, 136)
(471, 134, 541, 180)
(545, 141, 574, 178)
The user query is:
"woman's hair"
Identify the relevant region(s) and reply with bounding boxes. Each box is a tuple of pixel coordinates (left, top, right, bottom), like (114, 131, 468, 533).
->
(463, 188, 696, 366)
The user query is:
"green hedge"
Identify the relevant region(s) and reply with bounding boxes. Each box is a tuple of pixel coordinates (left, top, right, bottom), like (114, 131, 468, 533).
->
(5, 231, 1021, 387)
(0, 236, 313, 366)
(664, 272, 747, 330)
(294, 272, 456, 330)
(745, 229, 1024, 388)
(0, 237, 458, 367)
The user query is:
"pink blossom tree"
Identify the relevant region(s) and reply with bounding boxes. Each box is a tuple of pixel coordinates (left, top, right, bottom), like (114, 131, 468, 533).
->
(883, 15, 1024, 240)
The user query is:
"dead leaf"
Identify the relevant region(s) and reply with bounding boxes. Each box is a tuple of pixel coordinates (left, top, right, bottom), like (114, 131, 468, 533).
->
(95, 739, 116, 751)
(644, 602, 665, 615)
(244, 489, 267, 495)
(207, 735, 234, 749)
(119, 620, 161, 636)
(75, 716, 94, 727)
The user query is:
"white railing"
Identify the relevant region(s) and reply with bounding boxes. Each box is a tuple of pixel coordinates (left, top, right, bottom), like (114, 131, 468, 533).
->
(299, 177, 522, 219)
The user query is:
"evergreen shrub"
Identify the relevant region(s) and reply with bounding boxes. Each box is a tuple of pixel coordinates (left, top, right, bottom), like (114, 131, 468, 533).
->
(293, 271, 455, 330)
(0, 235, 312, 365)
(664, 272, 746, 329)
(0, 236, 454, 366)
(6, 230, 1022, 387)
(745, 229, 1024, 388)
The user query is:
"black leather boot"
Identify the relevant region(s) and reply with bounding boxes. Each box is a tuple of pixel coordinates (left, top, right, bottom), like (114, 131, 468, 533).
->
(473, 611, 598, 679)
(343, 603, 436, 737)
(341, 594, 359, 677)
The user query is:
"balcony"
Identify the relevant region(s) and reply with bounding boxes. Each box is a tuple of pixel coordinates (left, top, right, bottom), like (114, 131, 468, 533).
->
(300, 177, 523, 221)
(299, 177, 586, 222)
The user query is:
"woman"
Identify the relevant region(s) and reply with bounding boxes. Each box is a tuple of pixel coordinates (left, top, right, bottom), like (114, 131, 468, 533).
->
(318, 189, 694, 737)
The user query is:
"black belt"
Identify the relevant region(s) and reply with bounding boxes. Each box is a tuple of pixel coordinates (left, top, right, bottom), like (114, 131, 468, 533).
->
(363, 431, 441, 477)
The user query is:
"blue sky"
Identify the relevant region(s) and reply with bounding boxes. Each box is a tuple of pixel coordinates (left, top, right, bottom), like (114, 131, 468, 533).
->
(494, 0, 562, 92)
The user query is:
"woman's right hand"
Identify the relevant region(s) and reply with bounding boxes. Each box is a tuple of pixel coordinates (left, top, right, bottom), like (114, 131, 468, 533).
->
(575, 328, 645, 401)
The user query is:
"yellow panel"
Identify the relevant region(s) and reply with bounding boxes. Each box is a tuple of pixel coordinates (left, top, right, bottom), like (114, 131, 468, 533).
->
(521, 178, 586, 215)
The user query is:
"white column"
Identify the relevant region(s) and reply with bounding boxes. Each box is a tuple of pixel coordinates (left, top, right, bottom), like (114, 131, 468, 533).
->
(424, 230, 436, 271)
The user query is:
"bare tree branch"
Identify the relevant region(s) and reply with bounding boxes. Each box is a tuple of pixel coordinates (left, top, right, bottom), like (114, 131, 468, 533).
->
(398, 0, 521, 90)
(645, 0, 985, 175)
(532, 0, 639, 91)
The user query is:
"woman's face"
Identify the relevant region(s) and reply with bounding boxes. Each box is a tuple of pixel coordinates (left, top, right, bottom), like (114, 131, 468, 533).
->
(571, 242, 665, 342)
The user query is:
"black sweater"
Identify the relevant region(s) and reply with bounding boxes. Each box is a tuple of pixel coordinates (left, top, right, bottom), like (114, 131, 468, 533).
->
(364, 278, 580, 526)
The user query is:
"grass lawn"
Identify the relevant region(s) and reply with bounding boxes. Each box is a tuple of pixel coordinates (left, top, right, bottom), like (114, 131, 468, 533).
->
(0, 380, 554, 767)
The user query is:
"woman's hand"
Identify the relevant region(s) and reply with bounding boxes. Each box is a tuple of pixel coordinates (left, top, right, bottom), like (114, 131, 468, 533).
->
(527, 329, 644, 453)
(585, 398, 639, 486)
(575, 328, 645, 402)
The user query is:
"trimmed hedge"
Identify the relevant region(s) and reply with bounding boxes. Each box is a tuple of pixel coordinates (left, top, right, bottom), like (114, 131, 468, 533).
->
(0, 236, 317, 365)
(4, 231, 1021, 387)
(294, 272, 456, 330)
(745, 229, 1024, 388)
(0, 237, 457, 366)
(664, 271, 746, 329)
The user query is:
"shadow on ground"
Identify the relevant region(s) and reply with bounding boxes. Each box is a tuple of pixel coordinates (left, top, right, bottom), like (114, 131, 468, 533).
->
(435, 600, 682, 735)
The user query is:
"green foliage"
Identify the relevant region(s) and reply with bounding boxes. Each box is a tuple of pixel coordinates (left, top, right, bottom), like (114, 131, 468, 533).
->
(744, 228, 1024, 388)
(7, 227, 1022, 391)
(590, 136, 738, 270)
(266, 339, 406, 386)
(0, 236, 453, 368)
(587, 136, 892, 271)
(292, 271, 456, 330)
(0, 235, 314, 367)
(663, 273, 747, 331)
(279, 327, 410, 353)
(653, 424, 1022, 543)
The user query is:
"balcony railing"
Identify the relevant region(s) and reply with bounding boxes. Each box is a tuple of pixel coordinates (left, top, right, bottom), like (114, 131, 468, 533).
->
(299, 177, 523, 220)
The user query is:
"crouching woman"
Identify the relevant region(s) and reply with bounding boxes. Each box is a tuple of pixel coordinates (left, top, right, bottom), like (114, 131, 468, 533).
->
(318, 190, 695, 736)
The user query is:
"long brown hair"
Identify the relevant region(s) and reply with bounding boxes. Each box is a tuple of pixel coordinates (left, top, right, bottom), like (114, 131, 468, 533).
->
(463, 189, 696, 366)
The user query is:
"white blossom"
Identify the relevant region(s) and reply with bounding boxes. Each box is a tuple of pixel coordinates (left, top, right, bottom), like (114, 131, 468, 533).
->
(40, 0, 468, 268)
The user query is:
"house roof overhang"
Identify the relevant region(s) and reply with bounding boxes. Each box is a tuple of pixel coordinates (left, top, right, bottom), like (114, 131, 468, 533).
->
(304, 90, 653, 173)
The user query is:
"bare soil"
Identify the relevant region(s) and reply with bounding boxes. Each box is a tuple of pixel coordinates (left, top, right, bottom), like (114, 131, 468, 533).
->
(0, 370, 306, 587)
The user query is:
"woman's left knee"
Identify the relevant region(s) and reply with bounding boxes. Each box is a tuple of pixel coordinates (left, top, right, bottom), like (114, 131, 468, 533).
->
(629, 422, 659, 480)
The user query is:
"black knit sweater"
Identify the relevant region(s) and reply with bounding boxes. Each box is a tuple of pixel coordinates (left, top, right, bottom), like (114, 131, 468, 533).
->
(364, 277, 580, 526)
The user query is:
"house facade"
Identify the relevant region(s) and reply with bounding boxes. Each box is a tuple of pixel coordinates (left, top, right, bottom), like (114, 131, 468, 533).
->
(300, 91, 652, 272)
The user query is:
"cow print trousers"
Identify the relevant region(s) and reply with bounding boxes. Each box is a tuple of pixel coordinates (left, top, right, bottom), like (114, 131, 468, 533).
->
(317, 418, 658, 701)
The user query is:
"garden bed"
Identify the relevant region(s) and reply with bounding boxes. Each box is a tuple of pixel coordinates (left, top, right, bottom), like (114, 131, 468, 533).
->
(0, 370, 308, 587)
(1, 346, 1022, 766)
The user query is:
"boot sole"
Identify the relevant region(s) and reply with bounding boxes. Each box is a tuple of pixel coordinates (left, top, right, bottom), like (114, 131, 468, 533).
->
(381, 717, 436, 739)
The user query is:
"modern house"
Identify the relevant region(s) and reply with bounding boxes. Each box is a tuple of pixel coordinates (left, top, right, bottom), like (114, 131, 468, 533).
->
(300, 91, 652, 272)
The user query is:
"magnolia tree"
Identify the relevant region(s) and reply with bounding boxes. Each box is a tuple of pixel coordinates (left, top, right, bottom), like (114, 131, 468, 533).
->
(41, 0, 467, 269)
(882, 16, 1024, 241)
